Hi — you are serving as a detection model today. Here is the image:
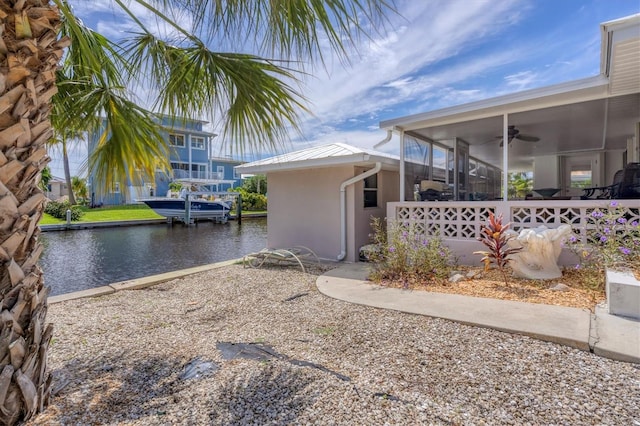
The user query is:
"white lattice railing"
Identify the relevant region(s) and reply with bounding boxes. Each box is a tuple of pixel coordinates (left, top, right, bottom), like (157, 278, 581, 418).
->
(387, 200, 640, 243)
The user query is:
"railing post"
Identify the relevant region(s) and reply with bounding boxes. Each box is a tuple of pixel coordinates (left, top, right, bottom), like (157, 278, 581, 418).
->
(495, 201, 511, 222)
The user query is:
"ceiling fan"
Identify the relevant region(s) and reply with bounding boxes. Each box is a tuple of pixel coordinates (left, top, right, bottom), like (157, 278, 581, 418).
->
(497, 125, 540, 146)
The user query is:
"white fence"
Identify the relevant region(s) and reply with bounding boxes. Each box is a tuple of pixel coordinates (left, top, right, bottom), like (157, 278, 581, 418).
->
(387, 200, 640, 243)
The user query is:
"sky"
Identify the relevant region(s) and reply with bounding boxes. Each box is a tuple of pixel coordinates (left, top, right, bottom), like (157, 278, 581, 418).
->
(47, 0, 640, 178)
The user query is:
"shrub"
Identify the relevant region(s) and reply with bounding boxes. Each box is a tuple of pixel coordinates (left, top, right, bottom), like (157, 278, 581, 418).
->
(566, 201, 640, 289)
(368, 217, 456, 287)
(169, 182, 183, 192)
(44, 200, 83, 221)
(474, 212, 522, 287)
(241, 192, 267, 211)
(230, 188, 267, 211)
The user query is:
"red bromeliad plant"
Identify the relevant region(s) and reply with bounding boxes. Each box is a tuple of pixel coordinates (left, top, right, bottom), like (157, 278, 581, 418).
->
(474, 212, 523, 286)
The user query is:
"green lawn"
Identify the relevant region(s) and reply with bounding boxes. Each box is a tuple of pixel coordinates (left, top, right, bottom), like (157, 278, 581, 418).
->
(40, 204, 164, 225)
(40, 204, 266, 225)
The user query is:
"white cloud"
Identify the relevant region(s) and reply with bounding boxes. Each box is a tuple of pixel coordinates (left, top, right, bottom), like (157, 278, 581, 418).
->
(289, 128, 399, 154)
(70, 0, 192, 40)
(504, 71, 539, 91)
(295, 0, 525, 128)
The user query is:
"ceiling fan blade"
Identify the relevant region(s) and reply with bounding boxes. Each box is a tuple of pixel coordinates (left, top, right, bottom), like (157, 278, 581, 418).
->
(498, 137, 514, 147)
(516, 134, 540, 142)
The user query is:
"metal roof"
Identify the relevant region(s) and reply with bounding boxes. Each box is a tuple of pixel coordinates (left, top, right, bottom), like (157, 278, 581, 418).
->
(235, 142, 399, 174)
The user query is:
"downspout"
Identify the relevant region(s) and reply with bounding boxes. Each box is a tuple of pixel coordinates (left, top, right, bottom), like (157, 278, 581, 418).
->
(337, 161, 382, 261)
(336, 130, 393, 261)
(373, 130, 393, 149)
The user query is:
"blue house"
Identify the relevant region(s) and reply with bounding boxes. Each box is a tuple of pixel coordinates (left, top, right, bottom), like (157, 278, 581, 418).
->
(87, 115, 244, 205)
(209, 155, 245, 192)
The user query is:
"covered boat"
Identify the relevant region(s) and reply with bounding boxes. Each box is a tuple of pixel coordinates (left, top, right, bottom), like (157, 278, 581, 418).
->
(139, 189, 231, 223)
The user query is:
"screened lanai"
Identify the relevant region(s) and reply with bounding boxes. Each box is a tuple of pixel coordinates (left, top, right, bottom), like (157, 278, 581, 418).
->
(377, 14, 640, 264)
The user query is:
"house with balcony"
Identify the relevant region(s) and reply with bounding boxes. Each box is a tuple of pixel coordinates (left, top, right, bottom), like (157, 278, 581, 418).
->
(209, 155, 245, 192)
(88, 115, 243, 205)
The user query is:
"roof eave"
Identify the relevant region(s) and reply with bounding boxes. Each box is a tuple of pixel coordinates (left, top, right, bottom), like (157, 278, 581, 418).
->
(236, 153, 399, 174)
(380, 75, 609, 131)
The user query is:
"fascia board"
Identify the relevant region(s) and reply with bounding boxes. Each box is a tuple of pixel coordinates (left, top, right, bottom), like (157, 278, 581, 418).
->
(236, 153, 398, 174)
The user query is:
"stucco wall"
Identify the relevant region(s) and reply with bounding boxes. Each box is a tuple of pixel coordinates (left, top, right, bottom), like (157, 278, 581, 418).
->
(266, 166, 399, 262)
(350, 168, 399, 261)
(266, 166, 353, 261)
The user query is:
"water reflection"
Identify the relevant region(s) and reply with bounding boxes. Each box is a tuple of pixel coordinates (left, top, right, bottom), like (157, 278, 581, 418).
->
(40, 218, 267, 296)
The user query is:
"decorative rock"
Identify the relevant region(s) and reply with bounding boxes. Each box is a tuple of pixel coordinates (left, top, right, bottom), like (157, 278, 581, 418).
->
(449, 273, 465, 283)
(359, 244, 380, 262)
(466, 269, 483, 279)
(505, 225, 572, 280)
(550, 283, 570, 292)
(37, 265, 640, 425)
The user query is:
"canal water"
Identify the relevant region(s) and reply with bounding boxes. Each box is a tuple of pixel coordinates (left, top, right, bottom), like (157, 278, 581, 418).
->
(39, 218, 267, 296)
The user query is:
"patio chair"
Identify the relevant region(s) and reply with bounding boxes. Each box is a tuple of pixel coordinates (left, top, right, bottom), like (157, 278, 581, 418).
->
(581, 169, 624, 199)
(243, 246, 320, 273)
(617, 162, 640, 199)
(581, 163, 640, 199)
(418, 180, 453, 201)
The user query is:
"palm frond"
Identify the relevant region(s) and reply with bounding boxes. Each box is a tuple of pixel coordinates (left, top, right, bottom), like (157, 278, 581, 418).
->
(124, 33, 309, 155)
(56, 0, 131, 84)
(89, 93, 171, 196)
(143, 0, 396, 65)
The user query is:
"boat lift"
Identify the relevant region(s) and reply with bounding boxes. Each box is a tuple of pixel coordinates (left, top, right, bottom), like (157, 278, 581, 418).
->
(179, 190, 241, 225)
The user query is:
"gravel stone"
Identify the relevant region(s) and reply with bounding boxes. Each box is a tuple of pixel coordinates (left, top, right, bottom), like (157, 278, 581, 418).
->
(30, 264, 640, 425)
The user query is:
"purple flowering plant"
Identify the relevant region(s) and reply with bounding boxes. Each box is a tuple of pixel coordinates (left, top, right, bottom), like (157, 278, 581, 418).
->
(566, 201, 640, 275)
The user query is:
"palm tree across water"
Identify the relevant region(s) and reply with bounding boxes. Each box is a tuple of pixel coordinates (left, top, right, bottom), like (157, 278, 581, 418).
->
(47, 128, 84, 205)
(0, 0, 394, 423)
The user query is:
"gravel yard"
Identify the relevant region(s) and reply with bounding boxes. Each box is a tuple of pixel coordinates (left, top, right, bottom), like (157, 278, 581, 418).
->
(31, 265, 639, 425)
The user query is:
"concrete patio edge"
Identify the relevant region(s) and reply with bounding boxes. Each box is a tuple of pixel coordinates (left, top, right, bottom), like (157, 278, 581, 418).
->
(48, 259, 241, 304)
(316, 262, 640, 364)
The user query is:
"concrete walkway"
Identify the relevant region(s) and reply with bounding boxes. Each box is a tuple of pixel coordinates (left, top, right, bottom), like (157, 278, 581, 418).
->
(316, 262, 640, 364)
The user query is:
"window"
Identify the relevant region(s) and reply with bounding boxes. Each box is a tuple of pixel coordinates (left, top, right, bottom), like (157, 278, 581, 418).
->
(192, 164, 206, 179)
(191, 136, 205, 150)
(432, 145, 447, 181)
(169, 133, 185, 147)
(363, 173, 378, 208)
(113, 182, 120, 193)
(570, 165, 592, 188)
(171, 162, 189, 171)
(217, 166, 225, 179)
(234, 167, 241, 179)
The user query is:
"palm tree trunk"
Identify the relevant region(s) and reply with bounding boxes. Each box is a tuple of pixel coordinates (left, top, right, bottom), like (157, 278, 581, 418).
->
(0, 2, 67, 423)
(61, 139, 75, 204)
